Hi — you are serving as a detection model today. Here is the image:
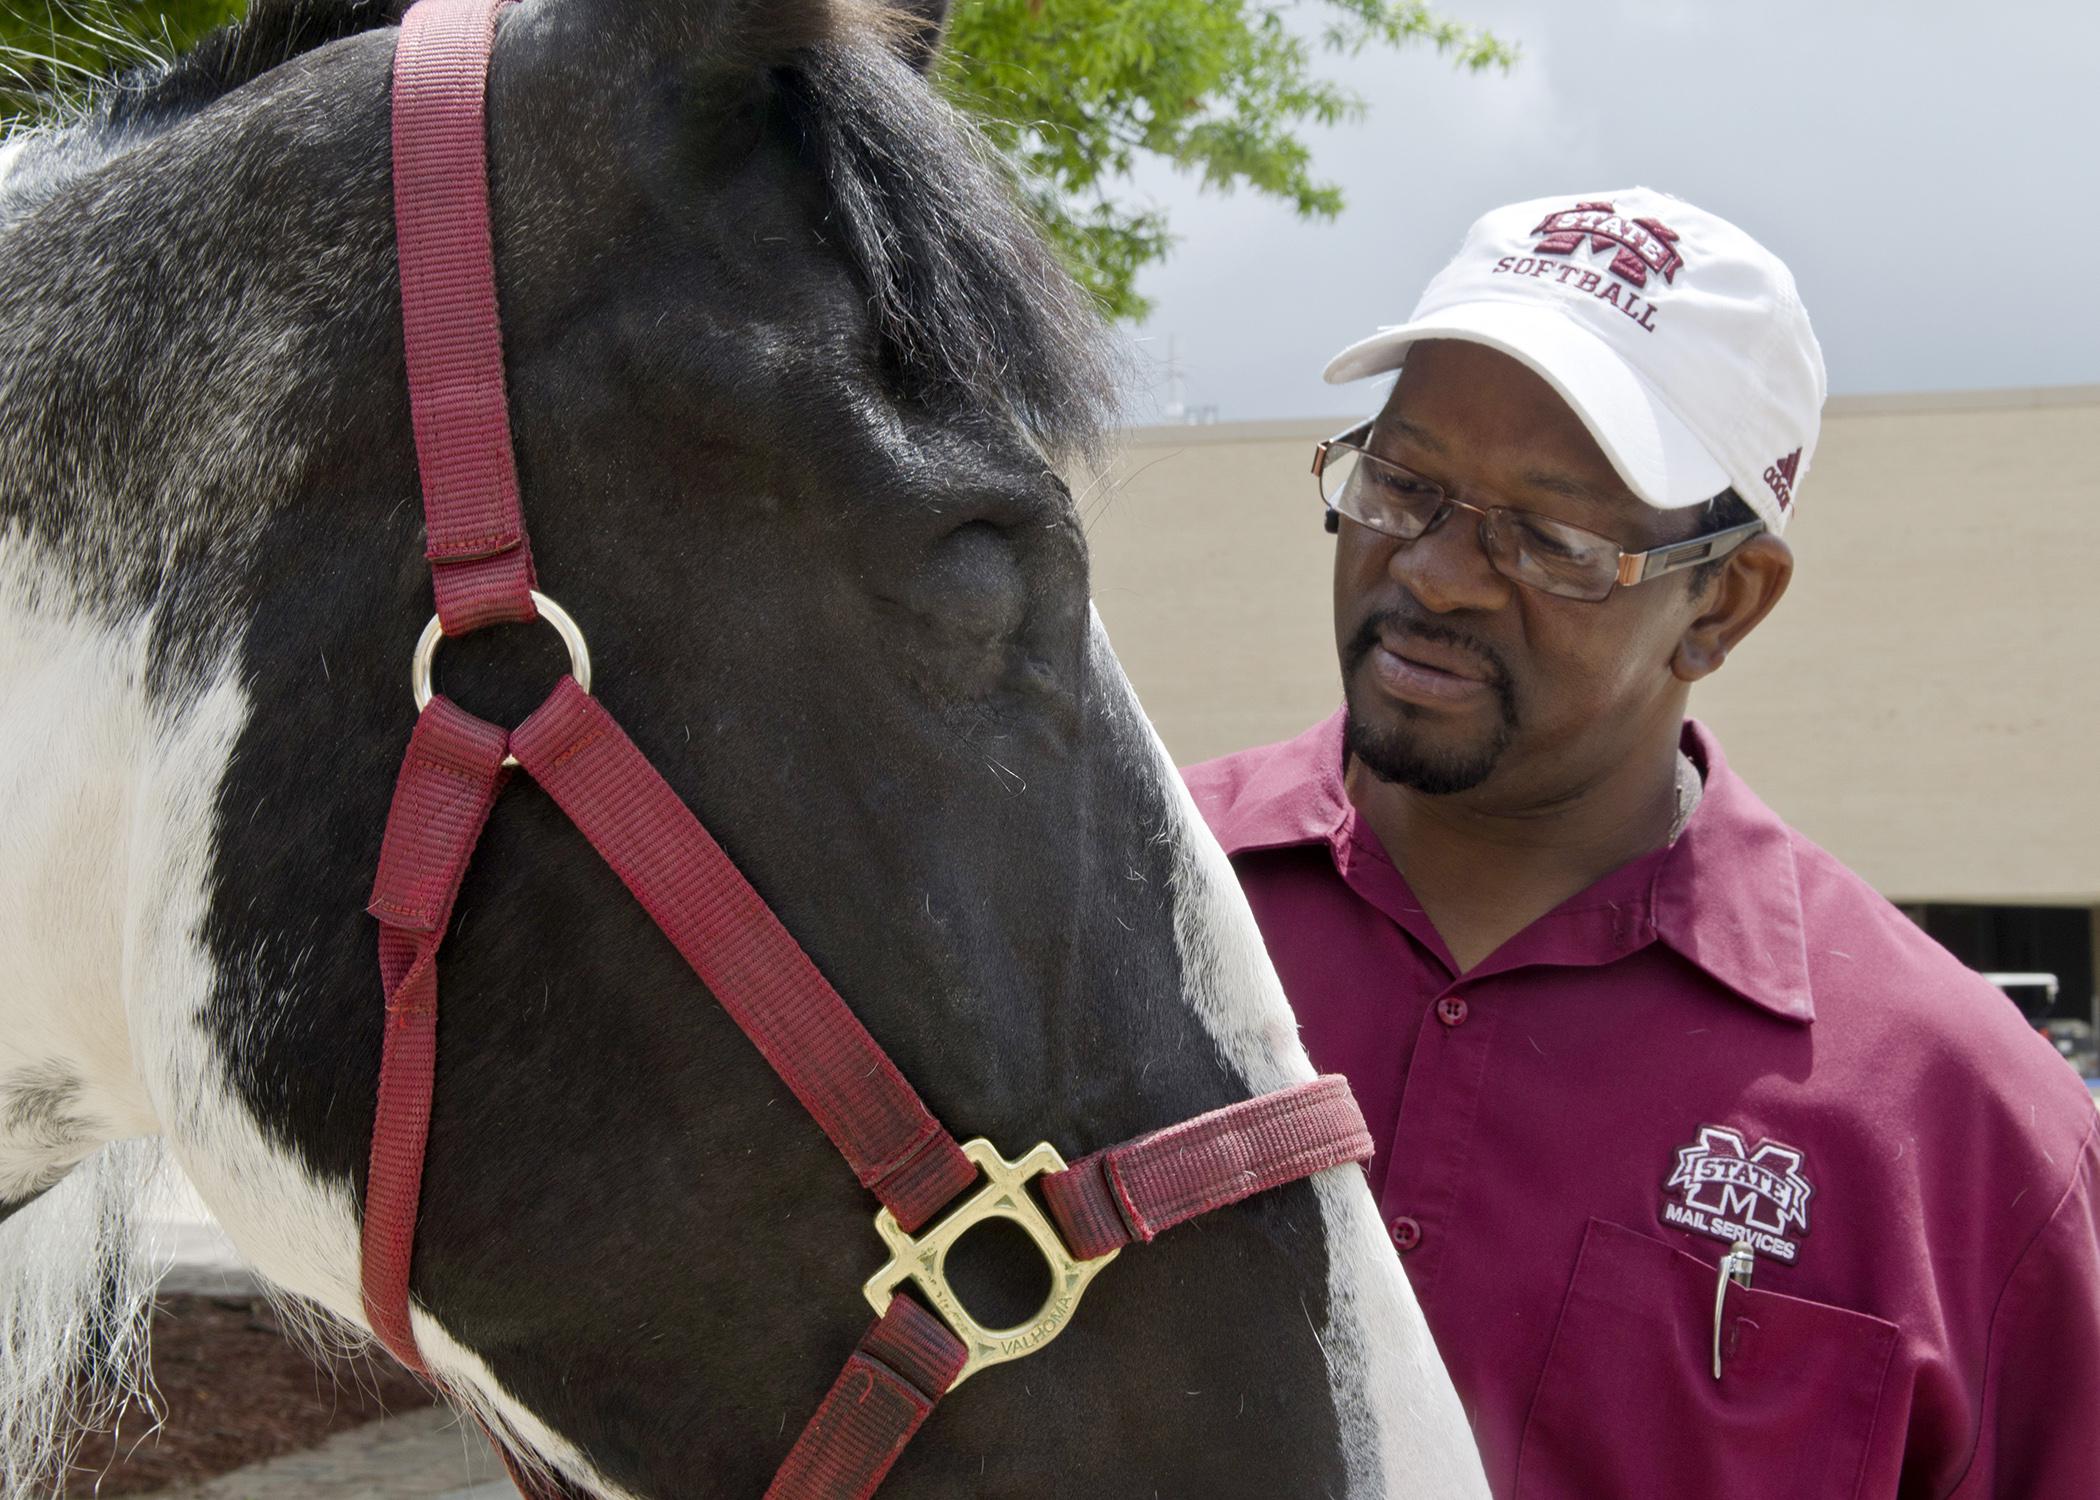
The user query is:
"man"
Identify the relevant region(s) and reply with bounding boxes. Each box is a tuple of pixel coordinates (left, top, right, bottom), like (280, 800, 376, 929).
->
(1185, 190, 2100, 1496)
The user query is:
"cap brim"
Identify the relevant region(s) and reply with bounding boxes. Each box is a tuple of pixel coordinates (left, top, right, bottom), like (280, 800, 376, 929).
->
(1322, 302, 1728, 510)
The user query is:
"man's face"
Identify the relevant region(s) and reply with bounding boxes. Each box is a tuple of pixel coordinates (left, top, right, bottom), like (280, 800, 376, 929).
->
(1334, 339, 1717, 800)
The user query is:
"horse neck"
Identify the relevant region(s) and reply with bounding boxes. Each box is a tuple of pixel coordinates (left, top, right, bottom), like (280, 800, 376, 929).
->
(0, 121, 353, 1204)
(0, 534, 223, 1495)
(0, 543, 165, 1199)
(0, 59, 397, 1313)
(0, 25, 407, 1095)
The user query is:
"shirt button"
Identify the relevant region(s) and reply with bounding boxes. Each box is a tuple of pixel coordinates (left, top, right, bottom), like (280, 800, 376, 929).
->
(1389, 1215, 1422, 1252)
(1436, 995, 1470, 1028)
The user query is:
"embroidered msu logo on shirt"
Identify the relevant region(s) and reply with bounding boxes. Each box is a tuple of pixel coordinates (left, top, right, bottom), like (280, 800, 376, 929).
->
(1661, 1124, 1814, 1263)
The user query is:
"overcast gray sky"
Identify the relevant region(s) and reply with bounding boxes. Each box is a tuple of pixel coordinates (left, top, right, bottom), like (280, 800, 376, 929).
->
(1117, 0, 2100, 423)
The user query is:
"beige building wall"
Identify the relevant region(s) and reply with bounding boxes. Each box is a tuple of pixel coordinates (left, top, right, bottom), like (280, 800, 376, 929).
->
(1085, 386, 2100, 905)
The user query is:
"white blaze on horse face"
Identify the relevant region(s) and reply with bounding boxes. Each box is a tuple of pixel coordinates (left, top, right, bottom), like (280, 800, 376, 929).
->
(1304, 1171, 1491, 1499)
(1088, 609, 1488, 1499)
(410, 1319, 647, 1500)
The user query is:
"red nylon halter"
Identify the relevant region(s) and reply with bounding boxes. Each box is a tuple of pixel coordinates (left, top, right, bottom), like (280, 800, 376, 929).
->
(364, 2, 1376, 1495)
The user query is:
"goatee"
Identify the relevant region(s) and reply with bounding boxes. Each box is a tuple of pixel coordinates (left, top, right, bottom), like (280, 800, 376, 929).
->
(1340, 610, 1519, 795)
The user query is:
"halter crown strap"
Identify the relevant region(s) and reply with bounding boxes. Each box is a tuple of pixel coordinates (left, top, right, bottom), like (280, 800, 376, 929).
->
(393, 0, 537, 633)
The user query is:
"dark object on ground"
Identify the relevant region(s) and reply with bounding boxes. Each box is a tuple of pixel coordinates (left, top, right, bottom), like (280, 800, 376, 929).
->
(62, 1293, 437, 1495)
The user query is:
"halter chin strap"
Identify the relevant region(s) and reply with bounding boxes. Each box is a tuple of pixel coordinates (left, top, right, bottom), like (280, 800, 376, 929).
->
(367, 2, 1376, 1495)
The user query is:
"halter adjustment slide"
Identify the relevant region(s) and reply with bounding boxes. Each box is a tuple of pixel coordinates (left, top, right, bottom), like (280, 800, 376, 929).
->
(862, 1138, 1118, 1392)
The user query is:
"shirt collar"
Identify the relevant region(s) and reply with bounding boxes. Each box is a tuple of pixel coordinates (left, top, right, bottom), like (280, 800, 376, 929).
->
(1193, 712, 1815, 1025)
(1190, 711, 1355, 856)
(1651, 722, 1815, 1023)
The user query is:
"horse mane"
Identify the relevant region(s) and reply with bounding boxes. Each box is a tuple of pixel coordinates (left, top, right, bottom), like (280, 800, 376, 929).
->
(5, 2, 1118, 462)
(106, 0, 863, 128)
(101, 0, 403, 131)
(0, 0, 405, 223)
(783, 42, 1121, 463)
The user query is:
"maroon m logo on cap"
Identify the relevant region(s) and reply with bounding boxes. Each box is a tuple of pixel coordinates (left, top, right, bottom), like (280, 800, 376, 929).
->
(1531, 200, 1684, 288)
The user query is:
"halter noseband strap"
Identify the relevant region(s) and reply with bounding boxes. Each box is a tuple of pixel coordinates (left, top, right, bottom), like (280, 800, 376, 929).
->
(367, 3, 1376, 1495)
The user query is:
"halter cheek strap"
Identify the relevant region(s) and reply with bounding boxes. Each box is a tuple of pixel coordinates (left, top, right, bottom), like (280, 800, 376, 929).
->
(368, 3, 1376, 1495)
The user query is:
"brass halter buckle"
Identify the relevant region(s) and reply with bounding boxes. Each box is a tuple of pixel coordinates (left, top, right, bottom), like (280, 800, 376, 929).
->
(862, 1139, 1118, 1391)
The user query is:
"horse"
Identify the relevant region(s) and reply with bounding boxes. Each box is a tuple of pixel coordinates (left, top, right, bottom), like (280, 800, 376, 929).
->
(0, 0, 1485, 1494)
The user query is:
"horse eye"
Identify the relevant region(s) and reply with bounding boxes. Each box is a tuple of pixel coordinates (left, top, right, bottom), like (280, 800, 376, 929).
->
(919, 520, 1028, 643)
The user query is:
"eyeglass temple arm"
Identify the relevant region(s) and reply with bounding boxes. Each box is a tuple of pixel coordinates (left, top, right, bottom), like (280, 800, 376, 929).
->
(1314, 437, 1347, 532)
(1617, 519, 1768, 587)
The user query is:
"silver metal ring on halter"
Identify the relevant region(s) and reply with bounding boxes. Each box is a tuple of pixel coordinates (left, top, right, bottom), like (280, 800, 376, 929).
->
(411, 591, 591, 766)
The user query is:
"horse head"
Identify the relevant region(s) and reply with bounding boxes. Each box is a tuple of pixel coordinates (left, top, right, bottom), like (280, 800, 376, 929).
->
(0, 0, 1481, 1493)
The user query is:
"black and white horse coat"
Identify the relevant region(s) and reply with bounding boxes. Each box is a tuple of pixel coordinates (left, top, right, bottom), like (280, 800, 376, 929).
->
(0, 0, 1484, 1494)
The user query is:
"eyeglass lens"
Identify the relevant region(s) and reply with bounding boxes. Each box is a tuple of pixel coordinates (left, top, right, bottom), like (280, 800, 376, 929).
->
(1319, 444, 1623, 602)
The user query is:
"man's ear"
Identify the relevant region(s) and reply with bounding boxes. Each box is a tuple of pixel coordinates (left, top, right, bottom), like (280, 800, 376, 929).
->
(1671, 534, 1793, 682)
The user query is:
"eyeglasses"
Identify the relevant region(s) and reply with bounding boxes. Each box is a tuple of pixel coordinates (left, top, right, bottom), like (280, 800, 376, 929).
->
(1312, 422, 1765, 603)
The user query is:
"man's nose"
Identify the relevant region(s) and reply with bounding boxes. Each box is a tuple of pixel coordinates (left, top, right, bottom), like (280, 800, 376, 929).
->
(1388, 506, 1512, 615)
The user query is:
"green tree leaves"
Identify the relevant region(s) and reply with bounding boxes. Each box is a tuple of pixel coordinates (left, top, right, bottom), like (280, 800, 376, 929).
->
(938, 0, 1512, 317)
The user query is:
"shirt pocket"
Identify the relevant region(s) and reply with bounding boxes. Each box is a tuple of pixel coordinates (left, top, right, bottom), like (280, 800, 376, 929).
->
(1514, 1217, 1899, 1500)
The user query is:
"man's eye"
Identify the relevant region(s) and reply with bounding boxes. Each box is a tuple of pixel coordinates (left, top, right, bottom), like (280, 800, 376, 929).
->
(1370, 471, 1438, 502)
(1514, 517, 1584, 560)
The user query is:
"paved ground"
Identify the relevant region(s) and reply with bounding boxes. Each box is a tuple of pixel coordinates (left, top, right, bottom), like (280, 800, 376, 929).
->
(144, 1184, 511, 1499)
(131, 1407, 505, 1498)
(142, 1179, 250, 1297)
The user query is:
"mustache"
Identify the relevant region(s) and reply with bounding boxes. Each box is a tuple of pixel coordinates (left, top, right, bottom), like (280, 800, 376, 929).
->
(1344, 608, 1513, 691)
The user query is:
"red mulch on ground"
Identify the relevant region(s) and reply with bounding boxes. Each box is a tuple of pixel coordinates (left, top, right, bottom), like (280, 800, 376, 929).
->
(61, 1293, 438, 1496)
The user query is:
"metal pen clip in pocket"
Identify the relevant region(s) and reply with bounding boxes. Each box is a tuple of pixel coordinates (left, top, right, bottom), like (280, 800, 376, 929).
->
(1711, 1239, 1755, 1380)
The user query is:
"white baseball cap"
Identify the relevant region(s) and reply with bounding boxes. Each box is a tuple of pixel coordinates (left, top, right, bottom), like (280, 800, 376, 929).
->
(1323, 188, 1826, 532)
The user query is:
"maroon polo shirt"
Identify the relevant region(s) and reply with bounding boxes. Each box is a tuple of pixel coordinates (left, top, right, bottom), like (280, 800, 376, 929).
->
(1187, 713, 2100, 1499)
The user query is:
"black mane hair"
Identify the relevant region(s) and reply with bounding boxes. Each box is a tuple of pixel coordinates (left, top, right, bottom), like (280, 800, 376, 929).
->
(18, 1, 1117, 460)
(782, 42, 1118, 461)
(110, 0, 401, 130)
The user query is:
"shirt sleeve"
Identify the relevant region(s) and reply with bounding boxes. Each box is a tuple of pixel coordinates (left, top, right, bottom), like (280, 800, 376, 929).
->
(1952, 1111, 2100, 1497)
